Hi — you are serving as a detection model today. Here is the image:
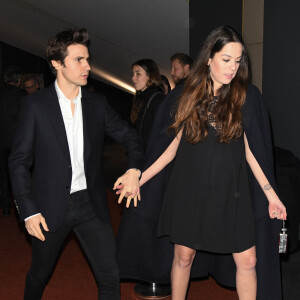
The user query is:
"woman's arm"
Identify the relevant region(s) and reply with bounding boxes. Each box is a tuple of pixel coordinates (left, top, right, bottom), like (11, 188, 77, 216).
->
(140, 129, 183, 186)
(113, 130, 182, 207)
(244, 133, 287, 220)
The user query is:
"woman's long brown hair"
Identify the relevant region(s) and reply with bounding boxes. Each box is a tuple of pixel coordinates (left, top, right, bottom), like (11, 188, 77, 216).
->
(171, 26, 250, 143)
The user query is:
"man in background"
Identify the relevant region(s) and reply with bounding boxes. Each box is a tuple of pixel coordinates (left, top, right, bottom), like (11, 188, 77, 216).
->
(0, 65, 25, 216)
(170, 52, 193, 87)
(24, 75, 40, 94)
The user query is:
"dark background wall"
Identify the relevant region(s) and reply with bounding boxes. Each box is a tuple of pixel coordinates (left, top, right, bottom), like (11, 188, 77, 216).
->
(189, 0, 242, 60)
(263, 0, 300, 159)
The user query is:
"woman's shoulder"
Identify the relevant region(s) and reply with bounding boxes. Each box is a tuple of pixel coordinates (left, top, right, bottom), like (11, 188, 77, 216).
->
(243, 83, 270, 130)
(246, 84, 262, 102)
(148, 87, 165, 104)
(244, 84, 265, 112)
(150, 86, 164, 97)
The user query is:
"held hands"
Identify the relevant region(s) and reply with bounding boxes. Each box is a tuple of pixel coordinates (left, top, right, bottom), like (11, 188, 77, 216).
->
(113, 169, 141, 208)
(268, 198, 287, 220)
(25, 214, 49, 241)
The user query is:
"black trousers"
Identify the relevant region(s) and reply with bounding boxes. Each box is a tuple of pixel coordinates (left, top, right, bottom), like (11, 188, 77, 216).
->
(24, 190, 120, 300)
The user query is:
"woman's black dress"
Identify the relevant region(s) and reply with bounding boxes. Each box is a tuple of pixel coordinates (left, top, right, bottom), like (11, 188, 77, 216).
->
(118, 85, 282, 299)
(158, 113, 256, 253)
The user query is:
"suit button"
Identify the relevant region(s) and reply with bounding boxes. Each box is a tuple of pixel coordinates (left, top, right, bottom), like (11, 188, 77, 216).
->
(65, 186, 70, 190)
(68, 165, 71, 168)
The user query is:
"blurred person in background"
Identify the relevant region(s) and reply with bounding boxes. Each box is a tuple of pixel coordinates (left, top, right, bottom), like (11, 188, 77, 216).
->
(170, 52, 193, 87)
(23, 75, 40, 95)
(160, 75, 171, 95)
(0, 65, 25, 216)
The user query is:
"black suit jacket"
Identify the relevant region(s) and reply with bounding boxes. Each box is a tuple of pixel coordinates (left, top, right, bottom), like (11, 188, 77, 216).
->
(9, 84, 144, 231)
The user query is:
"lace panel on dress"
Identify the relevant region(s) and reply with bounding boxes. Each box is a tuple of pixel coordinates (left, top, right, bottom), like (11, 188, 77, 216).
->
(207, 97, 221, 130)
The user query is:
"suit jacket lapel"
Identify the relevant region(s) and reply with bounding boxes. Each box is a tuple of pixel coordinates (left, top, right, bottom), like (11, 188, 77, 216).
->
(46, 85, 71, 163)
(81, 89, 91, 166)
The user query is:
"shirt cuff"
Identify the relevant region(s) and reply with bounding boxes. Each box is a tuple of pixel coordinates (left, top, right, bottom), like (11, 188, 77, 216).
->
(25, 213, 41, 222)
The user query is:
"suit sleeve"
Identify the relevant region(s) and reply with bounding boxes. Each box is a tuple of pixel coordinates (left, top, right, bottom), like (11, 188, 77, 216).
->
(8, 97, 39, 220)
(103, 100, 144, 171)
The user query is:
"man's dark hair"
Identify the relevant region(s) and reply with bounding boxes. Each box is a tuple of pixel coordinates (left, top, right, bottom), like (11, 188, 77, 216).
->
(46, 28, 90, 74)
(170, 53, 193, 67)
(4, 65, 21, 85)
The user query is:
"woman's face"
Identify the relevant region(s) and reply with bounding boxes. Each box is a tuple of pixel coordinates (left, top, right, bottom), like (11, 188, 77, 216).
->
(132, 65, 149, 91)
(208, 42, 242, 92)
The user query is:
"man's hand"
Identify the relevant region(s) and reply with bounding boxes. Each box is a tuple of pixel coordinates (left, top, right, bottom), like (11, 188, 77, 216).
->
(25, 214, 49, 241)
(113, 169, 141, 208)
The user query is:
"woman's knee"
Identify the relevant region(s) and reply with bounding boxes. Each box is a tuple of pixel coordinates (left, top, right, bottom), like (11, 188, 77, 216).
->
(174, 246, 196, 269)
(235, 252, 257, 271)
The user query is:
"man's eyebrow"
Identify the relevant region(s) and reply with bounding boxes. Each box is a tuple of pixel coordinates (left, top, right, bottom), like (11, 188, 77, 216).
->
(75, 56, 90, 60)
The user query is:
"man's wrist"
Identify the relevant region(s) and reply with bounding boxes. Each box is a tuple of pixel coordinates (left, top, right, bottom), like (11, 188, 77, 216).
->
(25, 213, 41, 222)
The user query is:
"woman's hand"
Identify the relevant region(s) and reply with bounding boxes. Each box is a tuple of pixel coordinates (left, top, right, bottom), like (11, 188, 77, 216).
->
(268, 198, 287, 220)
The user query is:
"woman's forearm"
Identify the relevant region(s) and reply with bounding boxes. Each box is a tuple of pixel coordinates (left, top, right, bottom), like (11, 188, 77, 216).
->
(140, 130, 182, 186)
(244, 133, 279, 202)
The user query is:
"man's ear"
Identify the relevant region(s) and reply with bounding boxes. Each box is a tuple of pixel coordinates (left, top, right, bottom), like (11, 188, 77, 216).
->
(51, 60, 62, 71)
(183, 64, 190, 73)
(207, 58, 212, 66)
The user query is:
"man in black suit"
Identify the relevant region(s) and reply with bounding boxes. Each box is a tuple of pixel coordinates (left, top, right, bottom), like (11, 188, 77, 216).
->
(9, 28, 143, 300)
(0, 65, 25, 216)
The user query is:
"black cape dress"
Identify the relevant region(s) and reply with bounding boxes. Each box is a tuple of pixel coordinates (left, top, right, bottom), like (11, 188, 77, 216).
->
(117, 84, 282, 300)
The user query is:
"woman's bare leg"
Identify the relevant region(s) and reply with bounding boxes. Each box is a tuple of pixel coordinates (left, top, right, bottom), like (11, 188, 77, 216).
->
(232, 246, 257, 300)
(171, 244, 196, 300)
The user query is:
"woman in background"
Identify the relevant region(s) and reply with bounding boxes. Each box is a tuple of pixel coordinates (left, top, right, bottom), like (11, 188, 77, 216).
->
(130, 59, 164, 149)
(117, 59, 169, 297)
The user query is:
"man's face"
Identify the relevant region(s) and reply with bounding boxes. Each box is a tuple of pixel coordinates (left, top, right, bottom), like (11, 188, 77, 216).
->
(171, 59, 189, 84)
(24, 79, 39, 94)
(52, 44, 91, 89)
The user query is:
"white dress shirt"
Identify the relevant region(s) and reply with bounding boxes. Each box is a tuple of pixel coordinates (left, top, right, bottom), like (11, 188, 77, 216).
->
(55, 81, 87, 193)
(25, 81, 87, 221)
